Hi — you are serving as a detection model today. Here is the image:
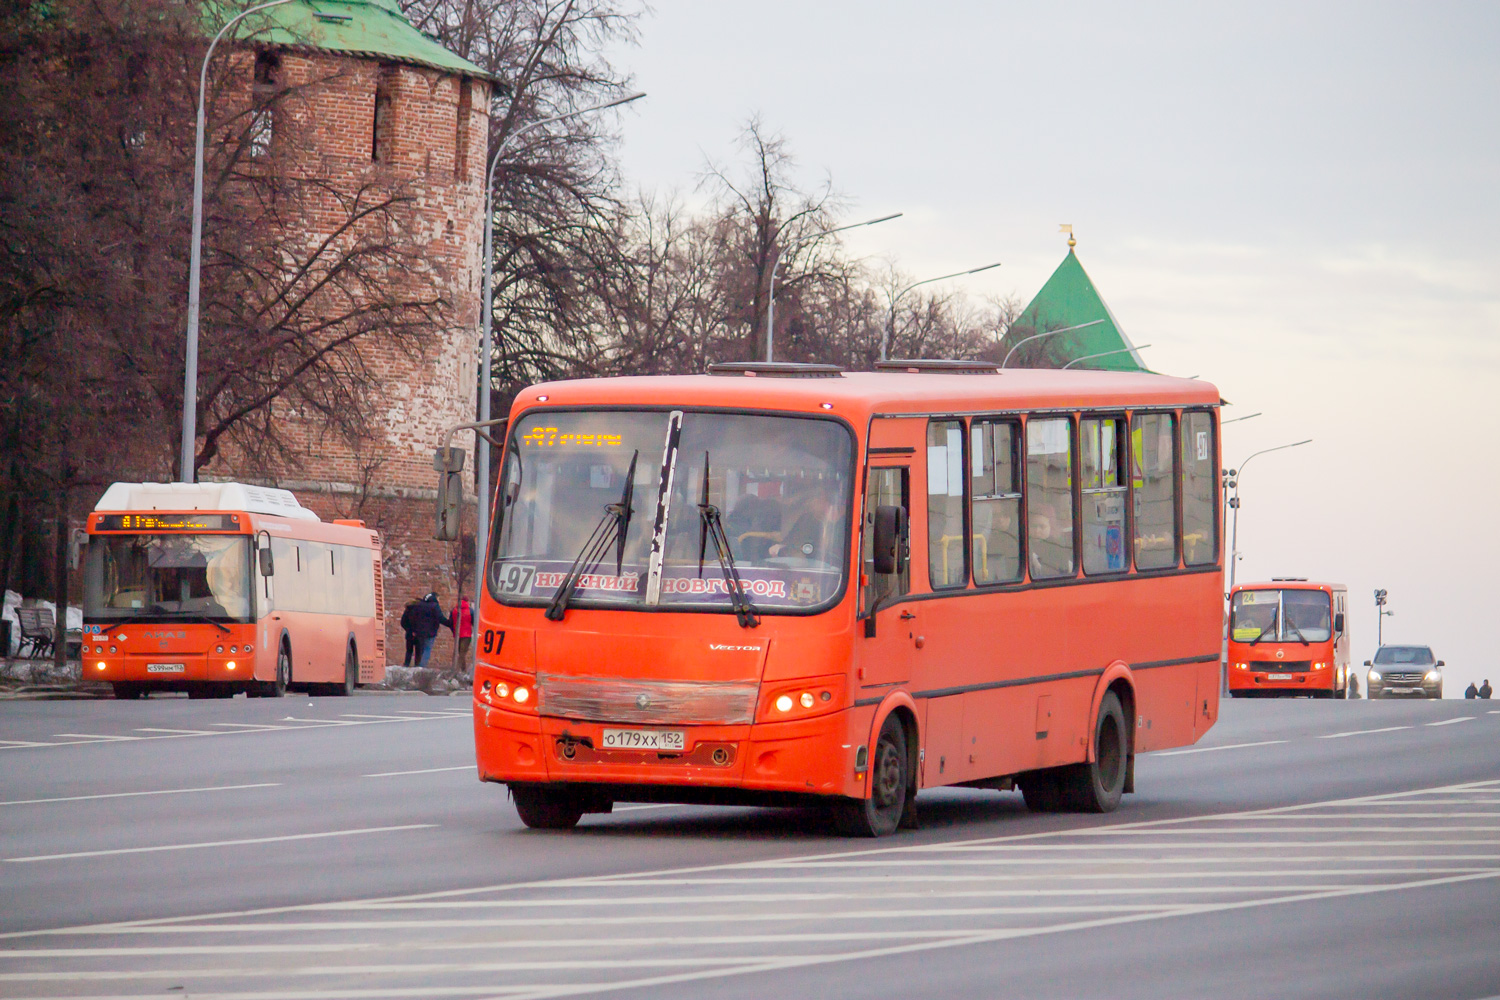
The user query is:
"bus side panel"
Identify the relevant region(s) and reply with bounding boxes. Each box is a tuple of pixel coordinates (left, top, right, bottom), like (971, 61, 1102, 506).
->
(277, 610, 348, 684)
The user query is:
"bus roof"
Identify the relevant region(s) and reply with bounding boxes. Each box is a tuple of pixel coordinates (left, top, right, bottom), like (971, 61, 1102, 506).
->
(94, 482, 320, 522)
(512, 369, 1220, 418)
(1232, 580, 1345, 593)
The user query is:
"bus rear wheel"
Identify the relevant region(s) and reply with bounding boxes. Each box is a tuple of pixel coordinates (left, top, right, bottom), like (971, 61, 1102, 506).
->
(1045, 691, 1128, 814)
(511, 785, 585, 830)
(833, 713, 910, 837)
(112, 683, 142, 700)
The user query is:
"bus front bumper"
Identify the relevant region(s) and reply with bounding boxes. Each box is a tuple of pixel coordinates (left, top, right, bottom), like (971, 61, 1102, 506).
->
(473, 701, 872, 799)
(88, 655, 250, 684)
(1228, 661, 1337, 694)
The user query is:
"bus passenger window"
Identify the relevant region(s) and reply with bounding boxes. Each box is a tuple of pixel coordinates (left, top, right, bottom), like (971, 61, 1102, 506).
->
(970, 420, 1021, 584)
(926, 420, 967, 589)
(1181, 410, 1217, 566)
(1026, 417, 1074, 579)
(1132, 412, 1177, 570)
(1081, 417, 1127, 575)
(864, 466, 909, 613)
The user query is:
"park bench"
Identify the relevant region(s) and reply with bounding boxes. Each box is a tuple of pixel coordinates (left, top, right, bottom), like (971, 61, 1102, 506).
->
(15, 606, 55, 659)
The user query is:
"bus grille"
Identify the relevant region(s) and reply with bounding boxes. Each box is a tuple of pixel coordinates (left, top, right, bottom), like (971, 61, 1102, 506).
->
(1252, 660, 1311, 673)
(537, 674, 759, 726)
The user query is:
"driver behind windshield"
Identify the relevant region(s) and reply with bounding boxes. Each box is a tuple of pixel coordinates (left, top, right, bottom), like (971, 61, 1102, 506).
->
(769, 477, 839, 561)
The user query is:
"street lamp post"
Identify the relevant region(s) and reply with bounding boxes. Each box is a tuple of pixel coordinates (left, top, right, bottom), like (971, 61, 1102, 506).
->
(1225, 439, 1313, 595)
(764, 213, 901, 363)
(881, 262, 1000, 361)
(998, 319, 1104, 369)
(180, 0, 297, 483)
(1060, 344, 1151, 370)
(1375, 588, 1392, 646)
(474, 91, 645, 615)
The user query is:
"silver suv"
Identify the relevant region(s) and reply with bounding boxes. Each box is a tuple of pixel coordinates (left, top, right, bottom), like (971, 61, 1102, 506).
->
(1366, 645, 1443, 699)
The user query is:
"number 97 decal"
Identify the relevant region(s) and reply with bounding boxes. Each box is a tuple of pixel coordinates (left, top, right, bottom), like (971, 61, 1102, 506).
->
(482, 630, 504, 655)
(494, 563, 536, 595)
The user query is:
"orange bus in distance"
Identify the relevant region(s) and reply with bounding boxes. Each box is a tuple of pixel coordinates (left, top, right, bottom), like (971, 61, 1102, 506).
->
(83, 482, 385, 698)
(470, 362, 1224, 835)
(1227, 579, 1348, 698)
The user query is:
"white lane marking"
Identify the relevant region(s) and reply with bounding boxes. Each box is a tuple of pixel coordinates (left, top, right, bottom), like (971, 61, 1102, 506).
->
(362, 766, 472, 778)
(340, 714, 418, 721)
(0, 783, 280, 807)
(0, 740, 50, 747)
(1427, 717, 1475, 727)
(751, 855, 1500, 868)
(50, 733, 140, 741)
(611, 804, 681, 813)
(1152, 740, 1285, 756)
(1319, 725, 1412, 739)
(7, 778, 1495, 942)
(134, 727, 219, 736)
(4, 824, 434, 863)
(211, 723, 290, 730)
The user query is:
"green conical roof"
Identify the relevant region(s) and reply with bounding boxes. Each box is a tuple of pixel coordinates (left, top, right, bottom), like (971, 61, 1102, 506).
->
(1002, 249, 1146, 372)
(208, 0, 491, 79)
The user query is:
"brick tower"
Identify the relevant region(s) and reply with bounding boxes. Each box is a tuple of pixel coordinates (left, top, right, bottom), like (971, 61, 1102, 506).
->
(204, 0, 493, 663)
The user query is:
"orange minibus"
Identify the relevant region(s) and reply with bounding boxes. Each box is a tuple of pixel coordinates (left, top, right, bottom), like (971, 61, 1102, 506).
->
(1227, 579, 1348, 698)
(83, 482, 385, 699)
(470, 362, 1223, 835)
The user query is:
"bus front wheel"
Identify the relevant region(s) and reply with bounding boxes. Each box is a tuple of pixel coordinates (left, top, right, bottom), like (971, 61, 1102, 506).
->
(834, 713, 910, 837)
(258, 643, 290, 698)
(511, 785, 585, 830)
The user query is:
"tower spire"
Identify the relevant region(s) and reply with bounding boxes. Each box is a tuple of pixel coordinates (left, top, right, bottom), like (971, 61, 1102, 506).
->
(1059, 223, 1075, 249)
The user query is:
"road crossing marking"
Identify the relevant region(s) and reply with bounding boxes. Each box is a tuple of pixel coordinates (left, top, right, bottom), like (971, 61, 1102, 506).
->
(1, 778, 1494, 1000)
(4, 824, 435, 863)
(50, 733, 140, 741)
(134, 727, 220, 735)
(363, 765, 473, 778)
(2, 710, 470, 752)
(1426, 716, 1475, 726)
(0, 783, 280, 808)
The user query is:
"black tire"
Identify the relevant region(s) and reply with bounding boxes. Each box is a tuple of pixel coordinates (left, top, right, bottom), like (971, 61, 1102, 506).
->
(1334, 682, 1347, 700)
(262, 642, 290, 698)
(112, 683, 142, 701)
(1018, 768, 1065, 812)
(338, 643, 358, 696)
(833, 713, 910, 837)
(1055, 691, 1128, 813)
(511, 785, 585, 830)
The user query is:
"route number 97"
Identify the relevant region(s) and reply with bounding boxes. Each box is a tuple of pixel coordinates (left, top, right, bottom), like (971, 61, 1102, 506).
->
(494, 563, 536, 595)
(482, 629, 504, 655)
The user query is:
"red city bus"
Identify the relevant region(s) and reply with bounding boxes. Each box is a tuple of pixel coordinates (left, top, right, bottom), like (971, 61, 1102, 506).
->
(1227, 579, 1348, 698)
(470, 363, 1223, 836)
(83, 482, 385, 699)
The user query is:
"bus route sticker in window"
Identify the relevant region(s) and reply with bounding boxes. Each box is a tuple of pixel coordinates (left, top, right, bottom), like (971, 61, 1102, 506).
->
(493, 563, 537, 595)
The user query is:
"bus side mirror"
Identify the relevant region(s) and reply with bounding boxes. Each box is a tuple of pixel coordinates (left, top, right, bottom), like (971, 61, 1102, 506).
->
(258, 546, 274, 577)
(68, 529, 87, 571)
(434, 447, 466, 541)
(872, 505, 908, 575)
(1334, 612, 1345, 633)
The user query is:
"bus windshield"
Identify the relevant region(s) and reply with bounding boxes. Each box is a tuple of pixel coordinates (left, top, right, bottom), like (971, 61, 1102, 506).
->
(84, 534, 253, 623)
(490, 410, 853, 613)
(1230, 589, 1332, 643)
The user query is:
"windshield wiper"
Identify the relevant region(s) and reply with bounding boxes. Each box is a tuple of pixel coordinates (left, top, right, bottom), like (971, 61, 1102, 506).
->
(147, 604, 232, 634)
(545, 451, 638, 622)
(696, 452, 760, 629)
(1284, 619, 1310, 646)
(1248, 617, 1276, 645)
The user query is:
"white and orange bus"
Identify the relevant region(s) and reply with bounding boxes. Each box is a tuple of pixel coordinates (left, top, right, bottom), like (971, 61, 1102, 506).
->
(469, 362, 1223, 835)
(1227, 579, 1349, 698)
(83, 482, 385, 699)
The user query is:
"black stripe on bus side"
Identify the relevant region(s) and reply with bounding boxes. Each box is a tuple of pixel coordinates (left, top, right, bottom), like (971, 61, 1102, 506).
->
(848, 654, 1218, 708)
(868, 446, 916, 455)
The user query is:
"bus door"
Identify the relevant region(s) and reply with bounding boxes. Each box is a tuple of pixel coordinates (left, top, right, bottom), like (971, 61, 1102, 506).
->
(858, 418, 920, 690)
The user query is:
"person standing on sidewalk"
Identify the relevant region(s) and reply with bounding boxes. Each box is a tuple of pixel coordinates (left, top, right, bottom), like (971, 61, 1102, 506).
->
(399, 596, 422, 668)
(1482, 679, 1493, 700)
(450, 596, 474, 678)
(408, 593, 447, 669)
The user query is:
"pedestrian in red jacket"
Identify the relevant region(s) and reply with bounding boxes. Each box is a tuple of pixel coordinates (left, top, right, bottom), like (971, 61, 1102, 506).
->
(450, 596, 474, 673)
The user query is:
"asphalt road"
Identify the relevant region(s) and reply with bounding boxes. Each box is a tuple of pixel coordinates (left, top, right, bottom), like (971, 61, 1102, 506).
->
(2, 691, 1498, 999)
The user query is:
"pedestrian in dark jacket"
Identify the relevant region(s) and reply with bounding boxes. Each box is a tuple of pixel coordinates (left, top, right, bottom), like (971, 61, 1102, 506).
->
(1466, 682, 1480, 700)
(1482, 679, 1493, 700)
(407, 593, 448, 668)
(399, 597, 422, 667)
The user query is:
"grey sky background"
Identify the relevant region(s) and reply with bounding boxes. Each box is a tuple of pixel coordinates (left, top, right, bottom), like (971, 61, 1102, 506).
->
(605, 1, 1500, 694)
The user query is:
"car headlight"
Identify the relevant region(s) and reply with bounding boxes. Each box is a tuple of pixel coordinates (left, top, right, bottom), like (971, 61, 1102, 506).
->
(1368, 670, 1381, 682)
(1424, 670, 1441, 682)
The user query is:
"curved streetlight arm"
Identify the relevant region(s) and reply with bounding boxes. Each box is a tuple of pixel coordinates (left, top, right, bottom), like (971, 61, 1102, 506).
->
(180, 0, 297, 482)
(999, 319, 1105, 369)
(882, 261, 1001, 361)
(1235, 439, 1313, 478)
(1061, 344, 1151, 370)
(765, 212, 902, 362)
(1221, 411, 1262, 425)
(474, 90, 645, 619)
(1226, 438, 1312, 596)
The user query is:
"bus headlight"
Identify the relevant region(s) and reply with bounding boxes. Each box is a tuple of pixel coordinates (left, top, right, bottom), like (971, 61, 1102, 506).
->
(775, 694, 793, 713)
(513, 686, 529, 704)
(226, 661, 236, 671)
(96, 662, 107, 671)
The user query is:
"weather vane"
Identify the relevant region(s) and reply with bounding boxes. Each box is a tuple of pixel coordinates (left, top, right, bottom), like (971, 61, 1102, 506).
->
(1059, 223, 1075, 249)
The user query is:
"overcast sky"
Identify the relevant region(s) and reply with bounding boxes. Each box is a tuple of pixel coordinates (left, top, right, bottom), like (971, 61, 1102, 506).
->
(607, 1, 1500, 694)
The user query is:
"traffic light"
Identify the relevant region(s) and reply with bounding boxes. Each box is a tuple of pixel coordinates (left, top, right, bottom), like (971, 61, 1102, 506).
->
(1374, 588, 1387, 607)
